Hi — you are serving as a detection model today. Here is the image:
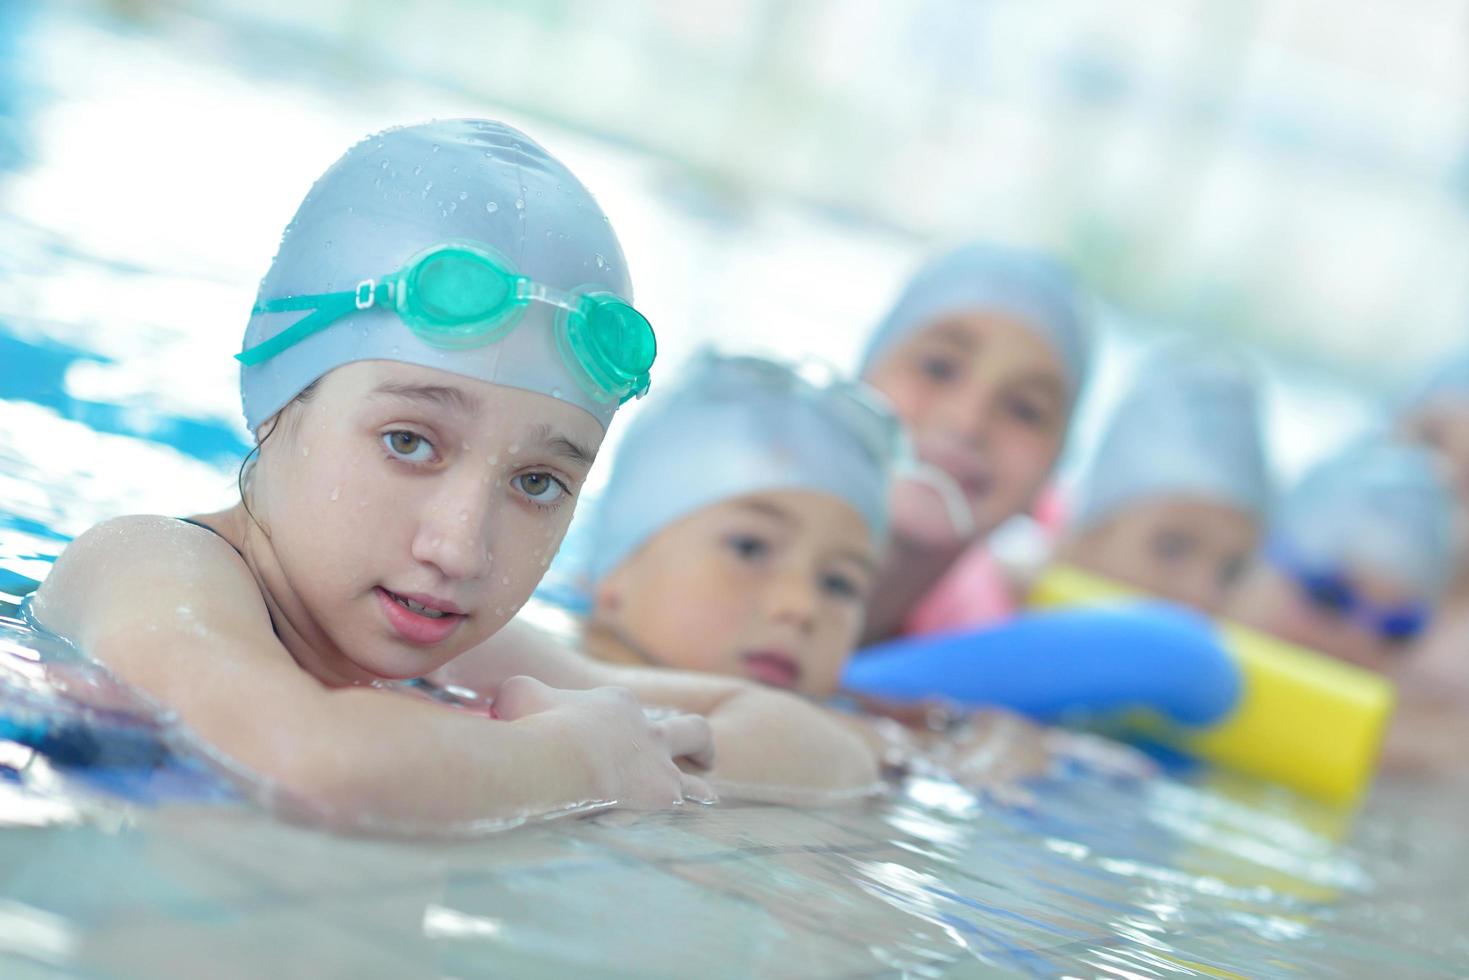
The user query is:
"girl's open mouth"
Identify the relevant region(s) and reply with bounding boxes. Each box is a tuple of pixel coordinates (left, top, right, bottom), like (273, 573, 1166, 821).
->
(375, 587, 466, 646)
(741, 651, 802, 690)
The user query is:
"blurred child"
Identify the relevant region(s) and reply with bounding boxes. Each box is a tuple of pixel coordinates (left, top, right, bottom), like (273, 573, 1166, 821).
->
(1226, 440, 1454, 676)
(1054, 343, 1270, 615)
(30, 121, 878, 829)
(858, 243, 1094, 641)
(1395, 351, 1469, 707)
(519, 350, 1145, 791)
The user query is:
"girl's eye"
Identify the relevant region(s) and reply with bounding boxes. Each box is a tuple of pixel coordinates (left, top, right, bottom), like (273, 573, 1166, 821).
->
(383, 430, 435, 463)
(1150, 529, 1194, 562)
(1005, 395, 1050, 427)
(919, 356, 957, 383)
(821, 572, 862, 600)
(512, 472, 569, 504)
(726, 534, 770, 562)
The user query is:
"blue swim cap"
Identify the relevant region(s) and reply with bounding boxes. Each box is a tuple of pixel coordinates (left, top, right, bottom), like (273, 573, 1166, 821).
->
(240, 119, 634, 433)
(572, 350, 902, 591)
(1074, 342, 1271, 529)
(1271, 439, 1458, 600)
(859, 242, 1094, 396)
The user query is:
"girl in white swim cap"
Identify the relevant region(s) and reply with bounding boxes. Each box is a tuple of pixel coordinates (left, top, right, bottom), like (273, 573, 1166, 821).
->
(31, 121, 879, 828)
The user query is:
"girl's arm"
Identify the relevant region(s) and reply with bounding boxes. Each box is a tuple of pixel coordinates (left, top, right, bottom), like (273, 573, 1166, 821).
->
(31, 517, 709, 827)
(437, 616, 882, 801)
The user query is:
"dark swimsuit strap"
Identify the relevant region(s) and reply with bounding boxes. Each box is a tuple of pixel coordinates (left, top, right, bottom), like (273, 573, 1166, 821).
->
(176, 518, 280, 638)
(176, 517, 245, 561)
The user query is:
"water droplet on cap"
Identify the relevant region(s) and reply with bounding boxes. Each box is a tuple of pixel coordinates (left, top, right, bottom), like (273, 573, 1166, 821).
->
(594, 254, 607, 269)
(485, 201, 499, 213)
(458, 191, 468, 201)
(514, 198, 525, 210)
(329, 487, 340, 502)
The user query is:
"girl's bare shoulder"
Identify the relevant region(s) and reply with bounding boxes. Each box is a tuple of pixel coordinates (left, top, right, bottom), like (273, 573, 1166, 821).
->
(33, 513, 268, 646)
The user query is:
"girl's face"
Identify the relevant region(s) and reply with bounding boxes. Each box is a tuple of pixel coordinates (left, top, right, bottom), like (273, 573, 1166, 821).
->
(593, 490, 876, 697)
(1059, 497, 1260, 615)
(252, 361, 602, 682)
(1226, 562, 1422, 676)
(864, 311, 1070, 543)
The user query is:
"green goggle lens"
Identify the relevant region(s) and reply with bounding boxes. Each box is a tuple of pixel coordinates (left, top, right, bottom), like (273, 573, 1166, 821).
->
(558, 293, 655, 404)
(397, 249, 522, 348)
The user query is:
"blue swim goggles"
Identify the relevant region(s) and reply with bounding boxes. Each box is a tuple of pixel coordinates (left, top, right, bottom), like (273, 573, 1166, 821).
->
(237, 242, 656, 405)
(1267, 540, 1430, 643)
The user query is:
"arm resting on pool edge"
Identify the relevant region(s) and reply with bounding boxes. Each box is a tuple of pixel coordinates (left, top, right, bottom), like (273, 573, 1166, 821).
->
(841, 604, 1242, 729)
(27, 516, 707, 827)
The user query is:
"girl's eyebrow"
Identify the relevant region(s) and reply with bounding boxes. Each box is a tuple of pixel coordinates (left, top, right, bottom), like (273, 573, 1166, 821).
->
(833, 548, 877, 574)
(371, 381, 483, 415)
(529, 424, 595, 468)
(733, 500, 796, 526)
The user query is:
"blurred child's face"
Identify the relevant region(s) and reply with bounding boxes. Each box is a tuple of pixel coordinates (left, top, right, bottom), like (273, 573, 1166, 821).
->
(1058, 497, 1259, 615)
(253, 361, 601, 683)
(1226, 562, 1422, 676)
(1402, 400, 1469, 512)
(864, 312, 1070, 543)
(593, 490, 876, 697)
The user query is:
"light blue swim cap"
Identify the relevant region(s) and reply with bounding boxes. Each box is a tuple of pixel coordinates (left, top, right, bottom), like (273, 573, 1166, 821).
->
(859, 242, 1094, 396)
(1073, 342, 1271, 530)
(1271, 439, 1458, 600)
(575, 350, 902, 590)
(240, 119, 633, 433)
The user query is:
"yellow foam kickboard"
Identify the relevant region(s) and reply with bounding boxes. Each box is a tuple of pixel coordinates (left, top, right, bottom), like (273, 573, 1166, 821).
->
(1028, 564, 1395, 805)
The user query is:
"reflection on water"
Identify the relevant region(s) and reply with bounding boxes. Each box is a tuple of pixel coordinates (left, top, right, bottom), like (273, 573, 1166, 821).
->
(1, 613, 1467, 977)
(1, 4, 1466, 978)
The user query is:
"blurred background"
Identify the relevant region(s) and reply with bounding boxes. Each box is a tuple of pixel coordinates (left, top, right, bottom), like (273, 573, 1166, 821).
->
(2, 0, 1468, 537)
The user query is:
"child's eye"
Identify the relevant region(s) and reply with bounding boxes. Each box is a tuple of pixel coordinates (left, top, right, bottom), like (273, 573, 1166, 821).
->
(512, 471, 569, 504)
(726, 534, 770, 562)
(383, 430, 435, 463)
(1150, 529, 1195, 563)
(1005, 395, 1049, 427)
(821, 572, 862, 600)
(919, 356, 958, 383)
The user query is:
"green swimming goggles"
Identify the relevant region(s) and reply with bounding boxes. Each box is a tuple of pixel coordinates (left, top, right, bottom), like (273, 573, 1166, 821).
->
(237, 242, 656, 405)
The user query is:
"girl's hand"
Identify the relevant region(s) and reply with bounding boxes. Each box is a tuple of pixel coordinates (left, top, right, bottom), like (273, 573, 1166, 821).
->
(493, 675, 717, 809)
(943, 708, 1053, 791)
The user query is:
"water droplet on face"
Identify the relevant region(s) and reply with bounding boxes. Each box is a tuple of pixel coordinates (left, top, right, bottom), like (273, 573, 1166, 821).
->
(501, 576, 510, 586)
(514, 198, 525, 210)
(329, 487, 340, 502)
(507, 445, 519, 455)
(301, 446, 311, 457)
(485, 201, 499, 213)
(486, 454, 499, 465)
(458, 510, 469, 523)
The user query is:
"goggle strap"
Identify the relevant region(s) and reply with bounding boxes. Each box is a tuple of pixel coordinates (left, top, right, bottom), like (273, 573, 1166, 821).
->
(237, 291, 360, 366)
